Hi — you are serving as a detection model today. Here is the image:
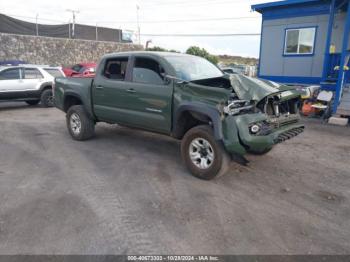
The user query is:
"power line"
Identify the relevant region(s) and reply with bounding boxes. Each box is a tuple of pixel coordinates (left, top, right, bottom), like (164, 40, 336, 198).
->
(3, 12, 260, 26)
(93, 16, 260, 24)
(141, 33, 261, 37)
(3, 13, 67, 23)
(140, 0, 254, 7)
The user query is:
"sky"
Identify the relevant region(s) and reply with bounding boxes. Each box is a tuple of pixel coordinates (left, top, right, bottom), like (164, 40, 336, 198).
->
(0, 0, 278, 58)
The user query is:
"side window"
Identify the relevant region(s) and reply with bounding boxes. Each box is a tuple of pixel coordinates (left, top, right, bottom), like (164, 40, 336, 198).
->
(0, 68, 20, 80)
(132, 57, 165, 85)
(24, 68, 43, 79)
(103, 57, 129, 81)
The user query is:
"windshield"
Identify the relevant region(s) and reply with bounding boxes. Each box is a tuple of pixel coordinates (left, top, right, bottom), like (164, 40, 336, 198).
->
(72, 64, 83, 72)
(166, 55, 223, 81)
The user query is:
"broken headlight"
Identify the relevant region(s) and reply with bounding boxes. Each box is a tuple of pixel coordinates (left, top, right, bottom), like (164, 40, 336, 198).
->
(223, 100, 254, 116)
(248, 121, 273, 136)
(250, 124, 261, 134)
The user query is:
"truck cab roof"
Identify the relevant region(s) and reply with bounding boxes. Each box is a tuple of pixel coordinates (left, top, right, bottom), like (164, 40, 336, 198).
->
(101, 51, 194, 59)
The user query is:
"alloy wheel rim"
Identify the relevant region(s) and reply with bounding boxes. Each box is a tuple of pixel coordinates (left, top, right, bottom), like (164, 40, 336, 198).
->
(70, 113, 82, 135)
(47, 93, 53, 106)
(189, 138, 214, 169)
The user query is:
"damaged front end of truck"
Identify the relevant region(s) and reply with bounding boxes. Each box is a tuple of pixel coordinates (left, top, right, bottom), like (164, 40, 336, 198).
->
(219, 74, 304, 155)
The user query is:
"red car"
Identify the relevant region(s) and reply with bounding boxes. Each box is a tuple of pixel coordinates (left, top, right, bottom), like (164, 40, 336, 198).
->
(63, 63, 96, 78)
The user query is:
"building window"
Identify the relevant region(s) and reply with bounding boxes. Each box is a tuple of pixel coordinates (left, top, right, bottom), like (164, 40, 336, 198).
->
(284, 27, 316, 55)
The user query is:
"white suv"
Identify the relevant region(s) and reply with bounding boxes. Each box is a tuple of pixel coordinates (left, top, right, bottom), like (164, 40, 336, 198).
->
(0, 65, 65, 107)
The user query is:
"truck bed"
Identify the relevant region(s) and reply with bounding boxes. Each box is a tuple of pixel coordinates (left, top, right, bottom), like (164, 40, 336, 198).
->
(54, 77, 94, 116)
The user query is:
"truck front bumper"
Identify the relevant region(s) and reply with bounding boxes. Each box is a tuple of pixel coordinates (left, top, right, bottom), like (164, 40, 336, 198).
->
(222, 113, 304, 155)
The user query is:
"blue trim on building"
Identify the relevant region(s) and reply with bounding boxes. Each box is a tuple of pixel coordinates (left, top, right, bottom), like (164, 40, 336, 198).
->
(322, 0, 336, 80)
(259, 75, 322, 84)
(333, 1, 350, 112)
(251, 0, 321, 12)
(282, 26, 318, 57)
(261, 3, 330, 20)
(257, 18, 264, 78)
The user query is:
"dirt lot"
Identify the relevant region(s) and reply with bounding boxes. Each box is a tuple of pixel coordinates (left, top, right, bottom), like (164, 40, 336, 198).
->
(0, 102, 349, 255)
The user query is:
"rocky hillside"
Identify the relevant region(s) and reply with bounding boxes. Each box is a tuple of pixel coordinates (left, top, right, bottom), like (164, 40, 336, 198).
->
(218, 55, 258, 66)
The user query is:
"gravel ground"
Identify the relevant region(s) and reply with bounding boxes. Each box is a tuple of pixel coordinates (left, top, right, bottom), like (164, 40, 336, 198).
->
(0, 102, 349, 255)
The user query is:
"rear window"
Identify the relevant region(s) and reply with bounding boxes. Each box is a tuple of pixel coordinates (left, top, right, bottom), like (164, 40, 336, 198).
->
(44, 68, 64, 77)
(24, 68, 43, 79)
(103, 57, 129, 80)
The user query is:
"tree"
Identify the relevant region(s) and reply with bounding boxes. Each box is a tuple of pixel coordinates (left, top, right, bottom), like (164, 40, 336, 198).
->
(185, 46, 219, 65)
(146, 46, 168, 52)
(146, 46, 179, 53)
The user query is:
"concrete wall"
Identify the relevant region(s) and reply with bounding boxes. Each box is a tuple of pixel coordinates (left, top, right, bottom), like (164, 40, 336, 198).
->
(0, 33, 143, 66)
(260, 14, 329, 79)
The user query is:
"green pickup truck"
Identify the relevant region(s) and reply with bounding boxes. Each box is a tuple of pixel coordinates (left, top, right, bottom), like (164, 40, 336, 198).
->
(54, 51, 304, 180)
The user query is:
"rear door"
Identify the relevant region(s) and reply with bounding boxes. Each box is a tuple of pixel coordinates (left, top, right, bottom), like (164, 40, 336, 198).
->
(22, 68, 44, 91)
(92, 56, 134, 123)
(124, 56, 173, 133)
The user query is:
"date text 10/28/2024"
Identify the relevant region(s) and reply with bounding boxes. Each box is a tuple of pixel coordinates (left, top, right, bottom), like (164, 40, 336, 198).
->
(127, 256, 219, 261)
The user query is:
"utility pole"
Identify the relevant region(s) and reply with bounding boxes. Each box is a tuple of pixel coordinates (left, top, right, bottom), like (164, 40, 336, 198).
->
(68, 19, 71, 38)
(136, 5, 141, 44)
(119, 26, 122, 42)
(66, 9, 80, 38)
(95, 22, 98, 41)
(35, 14, 39, 36)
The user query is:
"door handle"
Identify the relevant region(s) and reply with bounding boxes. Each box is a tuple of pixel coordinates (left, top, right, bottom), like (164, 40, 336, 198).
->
(95, 86, 104, 90)
(126, 88, 136, 93)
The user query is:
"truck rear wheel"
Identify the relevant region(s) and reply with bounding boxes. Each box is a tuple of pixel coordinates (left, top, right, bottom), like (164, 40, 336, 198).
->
(181, 125, 230, 180)
(66, 105, 95, 141)
(40, 89, 54, 107)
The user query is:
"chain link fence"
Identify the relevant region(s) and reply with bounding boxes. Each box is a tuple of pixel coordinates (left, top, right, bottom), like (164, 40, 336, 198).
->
(0, 13, 124, 42)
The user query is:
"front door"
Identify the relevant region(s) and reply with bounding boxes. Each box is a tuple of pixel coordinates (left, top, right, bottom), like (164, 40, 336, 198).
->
(124, 56, 173, 133)
(0, 68, 22, 99)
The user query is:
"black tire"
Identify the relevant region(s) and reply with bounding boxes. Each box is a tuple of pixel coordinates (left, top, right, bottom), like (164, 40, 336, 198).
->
(40, 89, 53, 107)
(248, 147, 272, 155)
(181, 125, 230, 180)
(66, 105, 95, 141)
(25, 100, 40, 106)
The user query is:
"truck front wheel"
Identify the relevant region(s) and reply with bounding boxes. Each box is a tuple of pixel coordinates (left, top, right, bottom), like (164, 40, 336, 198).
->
(66, 105, 95, 141)
(181, 125, 230, 180)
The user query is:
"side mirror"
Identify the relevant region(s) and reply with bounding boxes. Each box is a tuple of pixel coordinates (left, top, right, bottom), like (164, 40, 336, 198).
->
(163, 74, 188, 85)
(163, 74, 172, 85)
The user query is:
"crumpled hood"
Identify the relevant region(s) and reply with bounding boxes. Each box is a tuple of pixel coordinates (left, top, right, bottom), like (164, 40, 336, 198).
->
(229, 74, 300, 102)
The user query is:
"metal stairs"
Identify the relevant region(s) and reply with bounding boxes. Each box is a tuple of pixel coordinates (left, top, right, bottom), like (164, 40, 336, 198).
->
(336, 88, 350, 116)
